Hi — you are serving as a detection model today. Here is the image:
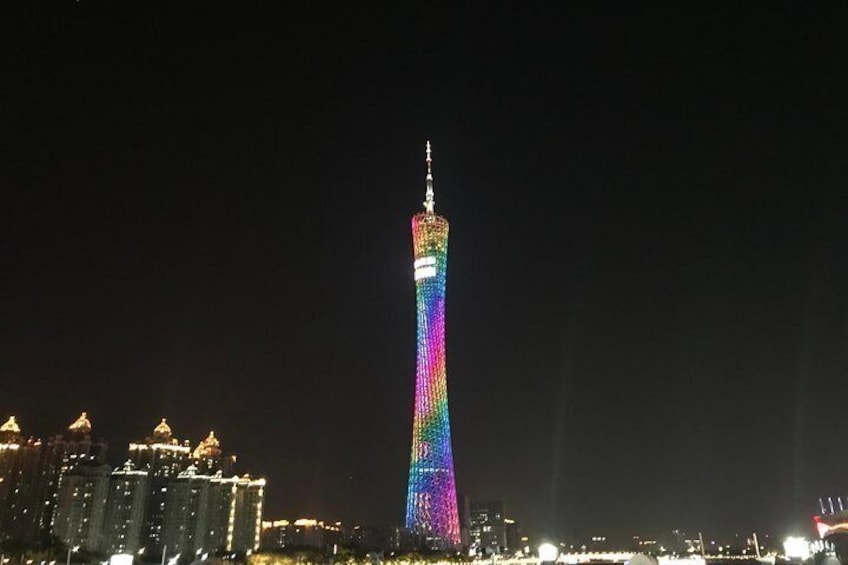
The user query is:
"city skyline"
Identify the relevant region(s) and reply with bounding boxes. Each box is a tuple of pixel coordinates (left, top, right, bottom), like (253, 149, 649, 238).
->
(0, 410, 265, 557)
(5, 3, 848, 543)
(0, 412, 249, 473)
(0, 410, 831, 546)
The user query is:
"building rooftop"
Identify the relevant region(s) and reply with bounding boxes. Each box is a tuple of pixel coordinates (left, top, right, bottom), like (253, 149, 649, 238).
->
(0, 415, 21, 434)
(153, 417, 172, 439)
(68, 411, 92, 434)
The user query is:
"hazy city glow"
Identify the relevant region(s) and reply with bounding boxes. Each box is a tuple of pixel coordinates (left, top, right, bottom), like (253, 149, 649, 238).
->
(782, 537, 811, 560)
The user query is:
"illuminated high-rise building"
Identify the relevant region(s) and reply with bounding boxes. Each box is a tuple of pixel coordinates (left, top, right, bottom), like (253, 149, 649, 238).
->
(129, 418, 192, 478)
(51, 463, 110, 551)
(162, 465, 210, 556)
(159, 468, 265, 557)
(101, 461, 149, 555)
(129, 418, 192, 552)
(192, 431, 236, 476)
(203, 473, 237, 553)
(0, 416, 42, 541)
(35, 412, 107, 539)
(405, 142, 460, 547)
(229, 475, 265, 552)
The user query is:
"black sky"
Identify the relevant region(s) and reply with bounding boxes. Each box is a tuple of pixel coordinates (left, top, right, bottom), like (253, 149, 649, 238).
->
(3, 2, 848, 543)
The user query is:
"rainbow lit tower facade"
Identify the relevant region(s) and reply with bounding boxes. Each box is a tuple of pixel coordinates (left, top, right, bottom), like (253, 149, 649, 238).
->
(405, 142, 460, 547)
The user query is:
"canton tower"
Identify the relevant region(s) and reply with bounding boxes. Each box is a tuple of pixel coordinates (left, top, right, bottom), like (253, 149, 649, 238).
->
(405, 142, 460, 547)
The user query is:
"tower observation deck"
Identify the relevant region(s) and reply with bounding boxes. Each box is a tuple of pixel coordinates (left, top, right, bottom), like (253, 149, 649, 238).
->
(405, 142, 460, 548)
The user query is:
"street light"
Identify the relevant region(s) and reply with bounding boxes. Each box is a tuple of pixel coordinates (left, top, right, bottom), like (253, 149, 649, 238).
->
(66, 547, 80, 565)
(539, 543, 559, 565)
(782, 537, 810, 561)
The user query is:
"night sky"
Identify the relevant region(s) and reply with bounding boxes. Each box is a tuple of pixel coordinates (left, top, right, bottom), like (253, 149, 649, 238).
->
(4, 2, 848, 544)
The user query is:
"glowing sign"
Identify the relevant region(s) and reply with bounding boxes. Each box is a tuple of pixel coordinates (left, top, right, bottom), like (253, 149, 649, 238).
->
(414, 256, 437, 280)
(109, 555, 133, 565)
(414, 266, 436, 280)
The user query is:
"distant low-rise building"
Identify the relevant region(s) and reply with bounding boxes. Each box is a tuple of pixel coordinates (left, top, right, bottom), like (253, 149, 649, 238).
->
(504, 519, 521, 554)
(260, 518, 339, 551)
(347, 525, 385, 551)
(457, 493, 471, 549)
(390, 527, 425, 552)
(469, 500, 506, 553)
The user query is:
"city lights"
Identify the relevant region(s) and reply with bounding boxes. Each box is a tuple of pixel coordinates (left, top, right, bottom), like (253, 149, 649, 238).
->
(538, 543, 559, 563)
(782, 537, 810, 561)
(0, 414, 264, 559)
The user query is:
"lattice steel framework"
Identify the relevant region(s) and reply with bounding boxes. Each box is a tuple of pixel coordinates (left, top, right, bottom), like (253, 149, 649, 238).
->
(405, 142, 460, 547)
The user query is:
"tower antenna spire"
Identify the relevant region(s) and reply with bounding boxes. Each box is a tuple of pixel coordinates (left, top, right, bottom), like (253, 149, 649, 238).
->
(424, 141, 435, 214)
